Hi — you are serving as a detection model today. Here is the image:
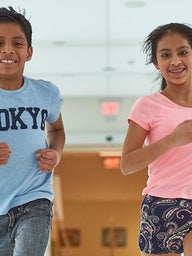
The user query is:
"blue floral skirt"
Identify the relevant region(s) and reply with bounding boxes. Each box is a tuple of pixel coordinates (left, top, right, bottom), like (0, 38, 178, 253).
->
(139, 194, 192, 254)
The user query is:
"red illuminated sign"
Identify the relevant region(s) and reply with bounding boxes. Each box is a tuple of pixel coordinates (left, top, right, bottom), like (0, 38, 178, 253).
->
(101, 102, 119, 115)
(103, 157, 120, 169)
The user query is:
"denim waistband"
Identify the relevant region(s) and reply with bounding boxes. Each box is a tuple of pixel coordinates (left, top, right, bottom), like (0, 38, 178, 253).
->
(9, 198, 52, 213)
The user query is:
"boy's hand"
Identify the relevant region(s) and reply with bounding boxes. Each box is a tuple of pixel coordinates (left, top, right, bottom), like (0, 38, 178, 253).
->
(0, 142, 11, 166)
(36, 149, 60, 172)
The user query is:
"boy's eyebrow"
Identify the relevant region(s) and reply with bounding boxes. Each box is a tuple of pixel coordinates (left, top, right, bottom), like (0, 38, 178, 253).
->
(0, 36, 26, 40)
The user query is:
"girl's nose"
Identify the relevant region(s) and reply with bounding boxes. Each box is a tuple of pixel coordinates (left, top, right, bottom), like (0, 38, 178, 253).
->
(170, 57, 182, 66)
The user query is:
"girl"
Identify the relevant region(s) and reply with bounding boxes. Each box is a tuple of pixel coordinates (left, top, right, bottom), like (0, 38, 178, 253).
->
(121, 23, 192, 256)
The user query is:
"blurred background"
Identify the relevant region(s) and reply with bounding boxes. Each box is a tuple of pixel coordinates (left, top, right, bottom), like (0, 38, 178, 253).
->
(0, 0, 191, 255)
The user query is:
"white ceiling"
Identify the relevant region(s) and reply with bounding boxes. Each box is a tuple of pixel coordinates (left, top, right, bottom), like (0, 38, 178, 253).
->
(1, 0, 192, 98)
(1, 0, 192, 148)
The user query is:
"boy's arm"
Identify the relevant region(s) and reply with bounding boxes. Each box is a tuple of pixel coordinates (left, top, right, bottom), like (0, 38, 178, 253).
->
(36, 114, 65, 172)
(46, 113, 65, 155)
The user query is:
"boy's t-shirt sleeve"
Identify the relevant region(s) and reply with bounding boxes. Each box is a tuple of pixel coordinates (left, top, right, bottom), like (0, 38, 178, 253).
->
(128, 96, 151, 131)
(46, 82, 64, 124)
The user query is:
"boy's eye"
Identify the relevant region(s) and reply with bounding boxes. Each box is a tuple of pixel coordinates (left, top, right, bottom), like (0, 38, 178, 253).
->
(0, 41, 25, 47)
(13, 41, 23, 46)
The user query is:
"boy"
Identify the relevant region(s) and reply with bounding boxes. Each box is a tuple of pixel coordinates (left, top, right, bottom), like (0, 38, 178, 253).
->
(0, 6, 65, 256)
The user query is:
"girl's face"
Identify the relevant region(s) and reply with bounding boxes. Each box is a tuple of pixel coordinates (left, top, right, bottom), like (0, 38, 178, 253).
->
(154, 33, 192, 86)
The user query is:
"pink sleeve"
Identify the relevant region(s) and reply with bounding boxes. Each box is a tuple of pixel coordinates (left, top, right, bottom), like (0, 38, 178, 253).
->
(128, 97, 151, 131)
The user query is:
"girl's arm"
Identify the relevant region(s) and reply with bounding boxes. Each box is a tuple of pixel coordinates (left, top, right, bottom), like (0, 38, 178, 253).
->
(120, 119, 192, 175)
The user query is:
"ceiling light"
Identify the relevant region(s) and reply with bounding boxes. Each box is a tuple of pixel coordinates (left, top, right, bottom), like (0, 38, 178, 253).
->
(52, 41, 67, 46)
(125, 1, 145, 8)
(99, 151, 122, 157)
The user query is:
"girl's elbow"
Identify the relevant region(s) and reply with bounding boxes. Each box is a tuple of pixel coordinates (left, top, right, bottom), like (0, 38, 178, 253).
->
(121, 168, 129, 176)
(120, 161, 132, 176)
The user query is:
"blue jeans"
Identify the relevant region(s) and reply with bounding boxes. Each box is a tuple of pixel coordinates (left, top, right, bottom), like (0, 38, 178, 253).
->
(0, 198, 53, 256)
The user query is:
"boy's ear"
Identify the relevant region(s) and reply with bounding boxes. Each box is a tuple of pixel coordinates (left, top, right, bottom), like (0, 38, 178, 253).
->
(26, 46, 33, 61)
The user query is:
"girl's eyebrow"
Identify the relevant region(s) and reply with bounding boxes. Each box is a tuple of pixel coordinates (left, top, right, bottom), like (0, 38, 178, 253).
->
(158, 45, 190, 53)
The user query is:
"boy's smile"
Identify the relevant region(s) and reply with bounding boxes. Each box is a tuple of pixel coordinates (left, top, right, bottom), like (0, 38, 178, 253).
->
(0, 22, 32, 89)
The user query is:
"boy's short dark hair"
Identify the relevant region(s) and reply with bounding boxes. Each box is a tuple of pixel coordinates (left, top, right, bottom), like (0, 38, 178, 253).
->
(0, 6, 32, 47)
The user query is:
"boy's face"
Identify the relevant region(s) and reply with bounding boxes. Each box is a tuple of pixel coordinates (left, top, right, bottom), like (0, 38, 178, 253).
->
(0, 22, 32, 79)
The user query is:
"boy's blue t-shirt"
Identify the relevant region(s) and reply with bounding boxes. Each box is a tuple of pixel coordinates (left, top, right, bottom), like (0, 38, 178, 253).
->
(0, 76, 63, 214)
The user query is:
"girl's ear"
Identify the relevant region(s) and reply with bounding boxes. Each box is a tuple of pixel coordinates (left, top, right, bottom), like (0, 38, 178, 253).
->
(154, 62, 159, 70)
(26, 46, 33, 61)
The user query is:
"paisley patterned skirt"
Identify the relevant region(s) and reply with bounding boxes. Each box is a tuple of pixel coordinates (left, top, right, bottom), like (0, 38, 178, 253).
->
(139, 194, 192, 254)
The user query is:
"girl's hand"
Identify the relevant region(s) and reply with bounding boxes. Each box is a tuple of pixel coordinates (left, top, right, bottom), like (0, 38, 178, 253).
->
(36, 148, 61, 172)
(171, 120, 192, 147)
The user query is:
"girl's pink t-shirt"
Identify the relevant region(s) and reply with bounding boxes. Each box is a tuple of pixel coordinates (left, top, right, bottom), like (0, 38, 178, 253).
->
(128, 92, 192, 199)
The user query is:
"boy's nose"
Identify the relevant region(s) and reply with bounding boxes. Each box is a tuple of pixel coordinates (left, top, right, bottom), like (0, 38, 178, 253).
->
(0, 43, 14, 53)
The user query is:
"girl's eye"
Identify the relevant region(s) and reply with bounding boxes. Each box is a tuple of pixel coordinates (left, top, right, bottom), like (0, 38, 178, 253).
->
(179, 50, 188, 56)
(161, 52, 170, 58)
